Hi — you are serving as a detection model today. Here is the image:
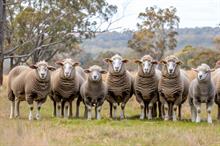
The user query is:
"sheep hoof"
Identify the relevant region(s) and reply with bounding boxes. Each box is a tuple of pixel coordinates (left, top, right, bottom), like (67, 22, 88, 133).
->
(29, 115, 33, 121)
(164, 115, 169, 121)
(196, 117, 200, 123)
(207, 117, 212, 124)
(9, 115, 14, 119)
(140, 115, 144, 120)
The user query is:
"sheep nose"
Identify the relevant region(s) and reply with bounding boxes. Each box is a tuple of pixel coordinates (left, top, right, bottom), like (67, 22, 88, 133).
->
(199, 75, 202, 79)
(169, 69, 173, 73)
(115, 67, 120, 71)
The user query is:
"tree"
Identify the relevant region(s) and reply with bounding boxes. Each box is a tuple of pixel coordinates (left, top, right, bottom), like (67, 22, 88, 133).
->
(128, 6, 179, 60)
(0, 0, 6, 86)
(0, 0, 117, 86)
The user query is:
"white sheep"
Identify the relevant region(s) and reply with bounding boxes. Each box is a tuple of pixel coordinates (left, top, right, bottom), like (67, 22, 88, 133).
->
(80, 65, 107, 120)
(134, 55, 162, 120)
(104, 54, 133, 119)
(189, 64, 215, 123)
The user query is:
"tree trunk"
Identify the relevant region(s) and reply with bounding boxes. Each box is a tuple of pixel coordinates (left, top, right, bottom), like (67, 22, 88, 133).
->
(0, 0, 6, 86)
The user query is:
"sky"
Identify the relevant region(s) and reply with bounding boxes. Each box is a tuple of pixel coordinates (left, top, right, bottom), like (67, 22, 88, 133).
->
(105, 0, 220, 30)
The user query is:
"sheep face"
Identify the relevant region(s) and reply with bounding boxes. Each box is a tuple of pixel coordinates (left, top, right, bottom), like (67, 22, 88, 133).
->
(84, 65, 107, 82)
(56, 59, 79, 79)
(192, 64, 215, 81)
(135, 57, 158, 74)
(29, 61, 55, 80)
(161, 56, 182, 76)
(104, 54, 128, 73)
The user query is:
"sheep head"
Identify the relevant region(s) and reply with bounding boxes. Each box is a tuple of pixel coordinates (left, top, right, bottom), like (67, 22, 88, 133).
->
(56, 58, 79, 79)
(104, 54, 128, 74)
(160, 55, 182, 76)
(192, 63, 215, 81)
(135, 55, 158, 75)
(84, 65, 107, 82)
(29, 60, 56, 80)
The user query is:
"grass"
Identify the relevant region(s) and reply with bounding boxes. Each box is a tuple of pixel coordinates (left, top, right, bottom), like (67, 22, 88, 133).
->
(1, 74, 220, 146)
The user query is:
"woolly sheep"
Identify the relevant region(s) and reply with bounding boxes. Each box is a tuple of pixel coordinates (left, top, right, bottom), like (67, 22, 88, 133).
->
(189, 64, 215, 123)
(134, 55, 162, 120)
(50, 58, 86, 118)
(80, 65, 107, 120)
(158, 55, 189, 121)
(7, 61, 55, 120)
(104, 54, 133, 119)
(211, 66, 220, 120)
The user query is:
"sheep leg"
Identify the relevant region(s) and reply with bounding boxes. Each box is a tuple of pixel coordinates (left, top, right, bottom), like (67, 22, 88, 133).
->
(53, 100, 57, 117)
(27, 98, 34, 121)
(158, 101, 162, 118)
(64, 102, 69, 119)
(61, 100, 65, 117)
(36, 102, 42, 120)
(135, 93, 144, 119)
(148, 96, 158, 120)
(120, 103, 126, 120)
(191, 105, 197, 122)
(109, 102, 113, 118)
(144, 103, 147, 119)
(113, 102, 117, 119)
(76, 98, 81, 118)
(69, 101, 73, 118)
(207, 100, 214, 124)
(86, 105, 92, 120)
(178, 104, 182, 120)
(173, 96, 182, 121)
(160, 96, 169, 121)
(15, 99, 20, 118)
(84, 105, 88, 118)
(139, 102, 145, 120)
(195, 104, 201, 123)
(10, 100, 15, 119)
(56, 101, 62, 118)
(96, 106, 102, 120)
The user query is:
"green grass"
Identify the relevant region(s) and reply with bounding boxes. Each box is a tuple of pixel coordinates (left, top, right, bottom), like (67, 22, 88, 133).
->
(1, 83, 220, 146)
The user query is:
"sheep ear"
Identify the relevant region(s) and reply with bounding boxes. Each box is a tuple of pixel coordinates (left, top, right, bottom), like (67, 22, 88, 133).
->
(122, 59, 128, 63)
(56, 61, 64, 66)
(100, 70, 107, 74)
(176, 60, 183, 65)
(104, 58, 112, 63)
(192, 68, 198, 72)
(73, 62, 80, 67)
(29, 64, 38, 69)
(84, 69, 91, 73)
(209, 69, 215, 72)
(160, 60, 167, 64)
(134, 60, 142, 64)
(48, 66, 56, 71)
(152, 60, 158, 64)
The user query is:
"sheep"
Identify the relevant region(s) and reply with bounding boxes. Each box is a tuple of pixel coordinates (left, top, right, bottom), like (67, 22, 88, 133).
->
(80, 65, 107, 120)
(50, 58, 86, 118)
(189, 64, 215, 123)
(134, 55, 162, 120)
(7, 61, 55, 120)
(158, 55, 189, 121)
(104, 54, 133, 119)
(211, 66, 220, 120)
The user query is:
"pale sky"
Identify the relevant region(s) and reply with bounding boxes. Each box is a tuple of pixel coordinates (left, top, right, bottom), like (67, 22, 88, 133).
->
(106, 0, 220, 30)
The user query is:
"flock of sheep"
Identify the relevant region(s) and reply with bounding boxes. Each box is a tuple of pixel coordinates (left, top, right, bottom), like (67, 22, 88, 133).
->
(6, 54, 220, 123)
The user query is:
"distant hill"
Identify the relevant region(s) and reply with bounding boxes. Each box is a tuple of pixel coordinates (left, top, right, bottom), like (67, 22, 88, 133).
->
(81, 27, 220, 51)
